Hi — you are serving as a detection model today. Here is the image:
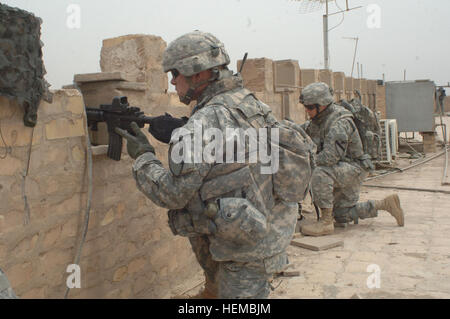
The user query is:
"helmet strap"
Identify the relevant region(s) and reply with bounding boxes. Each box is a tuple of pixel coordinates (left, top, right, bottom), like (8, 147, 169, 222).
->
(179, 71, 218, 105)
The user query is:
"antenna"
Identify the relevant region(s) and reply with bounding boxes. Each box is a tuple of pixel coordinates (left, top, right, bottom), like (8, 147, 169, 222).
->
(292, 0, 362, 70)
(342, 36, 358, 78)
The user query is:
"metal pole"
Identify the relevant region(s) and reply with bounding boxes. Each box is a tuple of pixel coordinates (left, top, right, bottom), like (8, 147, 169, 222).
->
(361, 64, 363, 78)
(350, 37, 358, 78)
(404, 69, 406, 80)
(357, 62, 360, 78)
(323, 0, 329, 69)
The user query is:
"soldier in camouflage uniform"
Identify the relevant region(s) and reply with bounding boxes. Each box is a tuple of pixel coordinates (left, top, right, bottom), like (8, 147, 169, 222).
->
(116, 31, 298, 298)
(299, 82, 405, 236)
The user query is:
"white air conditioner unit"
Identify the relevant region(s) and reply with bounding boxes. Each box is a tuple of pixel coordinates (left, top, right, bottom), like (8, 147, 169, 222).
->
(379, 119, 398, 163)
(388, 119, 399, 157)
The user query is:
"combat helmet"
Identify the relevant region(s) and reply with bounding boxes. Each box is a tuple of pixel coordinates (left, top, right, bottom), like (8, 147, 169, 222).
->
(163, 30, 230, 77)
(300, 82, 334, 107)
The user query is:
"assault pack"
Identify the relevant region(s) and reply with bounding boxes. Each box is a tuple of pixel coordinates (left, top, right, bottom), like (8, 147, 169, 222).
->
(338, 91, 382, 161)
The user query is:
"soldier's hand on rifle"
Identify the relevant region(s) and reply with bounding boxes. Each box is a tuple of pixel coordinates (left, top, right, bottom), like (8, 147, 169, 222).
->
(148, 112, 189, 144)
(115, 122, 155, 159)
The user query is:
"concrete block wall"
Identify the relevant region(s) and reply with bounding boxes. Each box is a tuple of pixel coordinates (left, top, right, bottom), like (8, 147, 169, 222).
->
(238, 58, 306, 123)
(300, 69, 319, 87)
(360, 79, 368, 106)
(318, 69, 334, 89)
(0, 91, 87, 298)
(345, 77, 354, 101)
(0, 89, 201, 299)
(0, 34, 203, 299)
(376, 84, 387, 119)
(333, 72, 345, 101)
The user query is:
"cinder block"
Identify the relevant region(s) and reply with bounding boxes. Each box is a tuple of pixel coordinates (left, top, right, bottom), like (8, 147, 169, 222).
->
(368, 80, 377, 94)
(345, 77, 354, 93)
(333, 72, 345, 92)
(45, 118, 85, 140)
(360, 79, 368, 94)
(100, 34, 168, 93)
(300, 69, 319, 87)
(237, 58, 274, 94)
(273, 59, 300, 92)
(318, 69, 334, 88)
(353, 78, 362, 93)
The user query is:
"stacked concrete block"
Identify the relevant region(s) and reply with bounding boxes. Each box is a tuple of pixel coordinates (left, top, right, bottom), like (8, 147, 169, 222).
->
(360, 79, 368, 105)
(237, 58, 274, 98)
(300, 69, 319, 87)
(422, 132, 437, 153)
(367, 80, 377, 110)
(333, 72, 345, 101)
(100, 34, 168, 94)
(345, 77, 354, 100)
(318, 69, 334, 89)
(273, 60, 300, 92)
(273, 60, 304, 122)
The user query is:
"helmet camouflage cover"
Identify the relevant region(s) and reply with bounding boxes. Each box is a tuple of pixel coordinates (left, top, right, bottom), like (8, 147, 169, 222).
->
(162, 30, 230, 77)
(300, 82, 334, 106)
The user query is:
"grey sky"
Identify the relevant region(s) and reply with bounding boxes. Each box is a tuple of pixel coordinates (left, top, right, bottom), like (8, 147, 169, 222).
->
(3, 0, 450, 90)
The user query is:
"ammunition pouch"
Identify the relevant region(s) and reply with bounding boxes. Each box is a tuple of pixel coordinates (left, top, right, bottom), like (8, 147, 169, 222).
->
(213, 198, 268, 247)
(167, 208, 216, 237)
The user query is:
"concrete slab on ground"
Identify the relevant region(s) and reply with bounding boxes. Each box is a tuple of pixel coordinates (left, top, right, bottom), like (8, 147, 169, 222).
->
(291, 236, 344, 251)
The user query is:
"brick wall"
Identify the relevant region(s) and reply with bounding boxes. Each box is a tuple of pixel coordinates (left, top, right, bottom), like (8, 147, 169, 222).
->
(0, 91, 201, 299)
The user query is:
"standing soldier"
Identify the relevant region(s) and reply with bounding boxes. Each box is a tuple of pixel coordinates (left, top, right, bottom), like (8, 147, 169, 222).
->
(299, 82, 404, 236)
(116, 31, 300, 298)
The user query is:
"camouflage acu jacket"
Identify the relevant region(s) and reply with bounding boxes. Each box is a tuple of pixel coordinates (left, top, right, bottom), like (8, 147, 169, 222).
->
(132, 70, 297, 263)
(302, 103, 365, 167)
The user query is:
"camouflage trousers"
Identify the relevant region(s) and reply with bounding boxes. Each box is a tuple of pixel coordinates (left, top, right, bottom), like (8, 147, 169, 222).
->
(311, 162, 378, 223)
(189, 236, 287, 298)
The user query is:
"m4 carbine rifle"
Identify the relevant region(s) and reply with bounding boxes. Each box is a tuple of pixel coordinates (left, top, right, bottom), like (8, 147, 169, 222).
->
(85, 96, 189, 161)
(85, 96, 156, 161)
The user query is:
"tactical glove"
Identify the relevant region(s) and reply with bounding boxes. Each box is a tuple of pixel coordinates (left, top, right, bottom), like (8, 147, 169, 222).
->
(115, 122, 155, 159)
(148, 113, 189, 144)
(167, 208, 217, 237)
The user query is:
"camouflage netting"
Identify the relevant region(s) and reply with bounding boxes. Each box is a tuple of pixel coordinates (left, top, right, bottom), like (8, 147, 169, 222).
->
(0, 3, 52, 127)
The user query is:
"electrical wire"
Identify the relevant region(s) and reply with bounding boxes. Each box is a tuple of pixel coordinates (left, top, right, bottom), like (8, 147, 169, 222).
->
(0, 121, 8, 159)
(64, 100, 93, 299)
(328, 0, 345, 32)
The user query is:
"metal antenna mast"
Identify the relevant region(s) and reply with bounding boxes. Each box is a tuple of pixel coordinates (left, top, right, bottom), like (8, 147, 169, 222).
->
(342, 36, 358, 77)
(294, 0, 362, 70)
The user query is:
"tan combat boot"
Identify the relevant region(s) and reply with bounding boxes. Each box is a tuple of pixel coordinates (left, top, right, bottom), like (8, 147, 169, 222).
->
(301, 208, 334, 236)
(374, 194, 405, 226)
